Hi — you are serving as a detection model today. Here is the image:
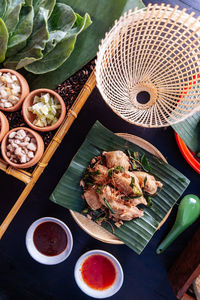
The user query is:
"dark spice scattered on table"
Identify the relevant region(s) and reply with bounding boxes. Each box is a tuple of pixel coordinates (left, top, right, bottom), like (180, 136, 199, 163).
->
(1, 60, 95, 172)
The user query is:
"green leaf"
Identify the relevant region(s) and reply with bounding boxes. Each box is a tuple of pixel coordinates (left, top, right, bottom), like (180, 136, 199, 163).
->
(130, 176, 135, 188)
(4, 7, 49, 69)
(3, 0, 25, 34)
(0, 0, 7, 18)
(141, 154, 152, 173)
(0, 18, 8, 63)
(103, 198, 115, 214)
(44, 3, 76, 55)
(33, 0, 56, 18)
(25, 12, 92, 74)
(6, 3, 34, 57)
(147, 196, 152, 208)
(24, 0, 145, 89)
(50, 121, 190, 254)
(173, 111, 200, 154)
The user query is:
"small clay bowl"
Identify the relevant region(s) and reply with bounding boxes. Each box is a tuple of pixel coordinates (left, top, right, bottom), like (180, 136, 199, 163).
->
(0, 111, 9, 142)
(22, 88, 66, 132)
(1, 127, 44, 169)
(0, 69, 30, 112)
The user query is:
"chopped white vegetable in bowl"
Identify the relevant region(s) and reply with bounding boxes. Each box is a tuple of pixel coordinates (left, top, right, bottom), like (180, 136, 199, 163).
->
(22, 88, 66, 132)
(0, 72, 21, 108)
(28, 93, 61, 127)
(0, 69, 29, 112)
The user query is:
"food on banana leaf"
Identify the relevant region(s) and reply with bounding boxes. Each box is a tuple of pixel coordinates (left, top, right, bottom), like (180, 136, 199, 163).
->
(28, 92, 61, 127)
(0, 0, 92, 74)
(80, 150, 163, 228)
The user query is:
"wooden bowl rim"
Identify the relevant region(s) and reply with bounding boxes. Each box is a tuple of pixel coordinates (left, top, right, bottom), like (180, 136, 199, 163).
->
(0, 69, 30, 112)
(22, 88, 66, 132)
(0, 111, 9, 142)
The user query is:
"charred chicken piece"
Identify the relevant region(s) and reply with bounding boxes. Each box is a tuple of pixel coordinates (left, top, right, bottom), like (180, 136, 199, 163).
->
(98, 185, 144, 221)
(103, 150, 130, 171)
(112, 171, 142, 196)
(133, 172, 163, 195)
(84, 187, 102, 210)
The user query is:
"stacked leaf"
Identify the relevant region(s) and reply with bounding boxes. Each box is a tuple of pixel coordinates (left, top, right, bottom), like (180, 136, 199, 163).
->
(50, 121, 190, 254)
(0, 0, 92, 74)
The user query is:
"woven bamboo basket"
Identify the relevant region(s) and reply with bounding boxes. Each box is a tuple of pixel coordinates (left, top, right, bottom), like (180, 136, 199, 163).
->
(96, 4, 200, 128)
(0, 70, 96, 239)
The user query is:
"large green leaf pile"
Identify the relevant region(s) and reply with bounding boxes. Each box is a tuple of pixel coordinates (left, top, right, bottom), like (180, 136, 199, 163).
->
(50, 121, 190, 254)
(0, 0, 92, 74)
(22, 0, 145, 89)
(0, 0, 144, 89)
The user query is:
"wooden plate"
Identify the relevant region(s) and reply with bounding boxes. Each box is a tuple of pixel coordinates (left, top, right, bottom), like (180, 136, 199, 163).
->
(70, 133, 169, 244)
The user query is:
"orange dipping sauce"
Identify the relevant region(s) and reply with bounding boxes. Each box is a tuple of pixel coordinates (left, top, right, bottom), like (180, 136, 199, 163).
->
(81, 254, 116, 290)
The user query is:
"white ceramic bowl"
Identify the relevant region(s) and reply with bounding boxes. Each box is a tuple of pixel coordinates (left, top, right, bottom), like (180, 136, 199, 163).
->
(74, 250, 124, 298)
(26, 217, 73, 265)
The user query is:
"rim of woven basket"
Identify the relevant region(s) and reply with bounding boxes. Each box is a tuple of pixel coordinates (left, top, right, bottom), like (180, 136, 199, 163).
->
(95, 3, 200, 128)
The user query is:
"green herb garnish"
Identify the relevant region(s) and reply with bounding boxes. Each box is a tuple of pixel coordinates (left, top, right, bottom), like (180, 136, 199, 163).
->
(133, 152, 139, 160)
(141, 155, 152, 172)
(90, 170, 101, 176)
(108, 166, 124, 178)
(103, 197, 115, 214)
(82, 208, 88, 214)
(96, 185, 104, 194)
(114, 166, 125, 172)
(144, 176, 147, 187)
(147, 196, 153, 207)
(130, 176, 135, 188)
(126, 149, 133, 159)
(108, 168, 113, 178)
(83, 169, 101, 186)
(196, 152, 200, 158)
(122, 196, 141, 201)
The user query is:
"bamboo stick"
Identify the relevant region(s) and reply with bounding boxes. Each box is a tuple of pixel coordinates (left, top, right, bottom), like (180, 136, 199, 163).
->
(0, 159, 32, 183)
(0, 70, 96, 239)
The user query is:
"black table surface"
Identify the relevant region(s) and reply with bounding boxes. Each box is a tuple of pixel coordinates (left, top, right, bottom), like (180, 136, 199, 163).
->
(1, 1, 200, 300)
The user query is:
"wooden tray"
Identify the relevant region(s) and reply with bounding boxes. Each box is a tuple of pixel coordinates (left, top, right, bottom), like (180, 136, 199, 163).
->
(0, 69, 96, 239)
(70, 133, 170, 244)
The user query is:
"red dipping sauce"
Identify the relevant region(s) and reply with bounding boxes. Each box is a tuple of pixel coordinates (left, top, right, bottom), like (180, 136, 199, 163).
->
(33, 221, 67, 256)
(81, 254, 116, 290)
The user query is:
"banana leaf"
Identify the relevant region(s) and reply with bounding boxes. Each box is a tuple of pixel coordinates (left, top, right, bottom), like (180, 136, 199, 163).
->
(173, 111, 200, 154)
(23, 0, 144, 89)
(50, 121, 190, 254)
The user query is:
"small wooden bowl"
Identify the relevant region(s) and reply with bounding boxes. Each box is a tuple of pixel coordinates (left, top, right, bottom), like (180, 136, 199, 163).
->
(22, 89, 66, 132)
(0, 112, 9, 142)
(0, 69, 30, 112)
(1, 127, 44, 169)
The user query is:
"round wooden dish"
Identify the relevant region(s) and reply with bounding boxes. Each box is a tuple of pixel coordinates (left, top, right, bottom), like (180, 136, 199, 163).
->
(22, 89, 66, 132)
(1, 127, 44, 169)
(0, 69, 29, 112)
(175, 132, 200, 174)
(70, 133, 170, 245)
(0, 111, 9, 142)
